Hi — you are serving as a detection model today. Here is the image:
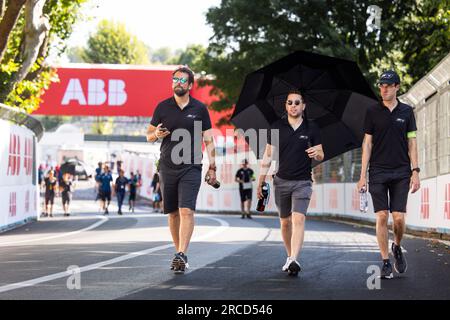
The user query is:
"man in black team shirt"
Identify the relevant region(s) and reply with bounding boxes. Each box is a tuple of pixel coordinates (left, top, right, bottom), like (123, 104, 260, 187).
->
(60, 173, 73, 217)
(146, 66, 217, 274)
(358, 70, 420, 279)
(235, 159, 255, 219)
(258, 90, 324, 277)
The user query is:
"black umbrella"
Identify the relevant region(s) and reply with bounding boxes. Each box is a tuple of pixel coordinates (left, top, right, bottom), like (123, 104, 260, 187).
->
(231, 50, 378, 165)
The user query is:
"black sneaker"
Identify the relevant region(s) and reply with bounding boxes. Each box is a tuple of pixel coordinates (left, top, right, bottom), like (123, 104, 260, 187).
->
(392, 243, 407, 274)
(173, 252, 189, 274)
(287, 260, 301, 277)
(170, 254, 179, 270)
(380, 260, 394, 279)
(118, 210, 122, 215)
(246, 214, 252, 219)
(241, 214, 245, 219)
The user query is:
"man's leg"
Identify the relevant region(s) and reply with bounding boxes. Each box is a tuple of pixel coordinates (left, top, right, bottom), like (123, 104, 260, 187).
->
(245, 198, 252, 218)
(290, 212, 306, 262)
(376, 210, 390, 260)
(392, 212, 405, 246)
(280, 216, 292, 257)
(178, 207, 194, 253)
(168, 210, 180, 251)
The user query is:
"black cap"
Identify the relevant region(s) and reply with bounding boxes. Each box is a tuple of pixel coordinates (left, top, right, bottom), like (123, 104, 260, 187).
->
(378, 70, 400, 85)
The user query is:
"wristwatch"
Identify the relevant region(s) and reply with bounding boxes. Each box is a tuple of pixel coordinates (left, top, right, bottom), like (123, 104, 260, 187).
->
(412, 167, 420, 173)
(208, 164, 217, 171)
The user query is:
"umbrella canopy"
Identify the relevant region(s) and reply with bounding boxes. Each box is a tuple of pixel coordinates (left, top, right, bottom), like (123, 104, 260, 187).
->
(231, 50, 378, 164)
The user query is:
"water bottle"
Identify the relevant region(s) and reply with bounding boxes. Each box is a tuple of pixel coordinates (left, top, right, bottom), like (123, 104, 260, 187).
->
(205, 174, 220, 189)
(359, 187, 368, 213)
(257, 182, 270, 212)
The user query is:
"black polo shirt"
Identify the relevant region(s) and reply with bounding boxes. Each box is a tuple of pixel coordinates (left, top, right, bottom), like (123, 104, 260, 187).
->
(268, 118, 321, 181)
(150, 96, 212, 169)
(364, 100, 417, 172)
(235, 168, 254, 190)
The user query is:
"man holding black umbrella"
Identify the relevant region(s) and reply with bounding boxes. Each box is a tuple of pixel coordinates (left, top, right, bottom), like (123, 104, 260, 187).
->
(358, 70, 420, 279)
(257, 90, 324, 277)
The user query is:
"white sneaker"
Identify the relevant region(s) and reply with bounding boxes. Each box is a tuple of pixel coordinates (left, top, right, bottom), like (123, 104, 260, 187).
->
(282, 257, 291, 272)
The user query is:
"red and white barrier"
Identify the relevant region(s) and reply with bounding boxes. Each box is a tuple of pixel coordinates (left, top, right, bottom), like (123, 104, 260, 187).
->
(0, 119, 39, 232)
(120, 150, 450, 235)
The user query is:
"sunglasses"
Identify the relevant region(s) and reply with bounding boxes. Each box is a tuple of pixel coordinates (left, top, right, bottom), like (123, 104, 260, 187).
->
(287, 100, 303, 106)
(172, 77, 188, 84)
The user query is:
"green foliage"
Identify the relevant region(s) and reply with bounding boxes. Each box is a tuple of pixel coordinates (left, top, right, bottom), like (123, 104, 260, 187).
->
(36, 115, 73, 131)
(83, 19, 149, 65)
(203, 0, 449, 114)
(167, 44, 207, 72)
(148, 46, 173, 64)
(0, 0, 87, 113)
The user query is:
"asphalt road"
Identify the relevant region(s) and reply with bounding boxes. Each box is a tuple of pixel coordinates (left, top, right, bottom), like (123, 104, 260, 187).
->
(0, 186, 449, 300)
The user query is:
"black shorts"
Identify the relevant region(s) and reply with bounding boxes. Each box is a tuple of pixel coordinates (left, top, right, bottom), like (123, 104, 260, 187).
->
(45, 192, 55, 205)
(100, 191, 111, 202)
(239, 188, 252, 202)
(62, 192, 71, 205)
(369, 169, 411, 213)
(159, 164, 202, 214)
(129, 191, 136, 201)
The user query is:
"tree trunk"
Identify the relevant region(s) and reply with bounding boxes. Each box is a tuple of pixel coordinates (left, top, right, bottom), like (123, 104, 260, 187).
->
(25, 31, 49, 81)
(11, 0, 50, 84)
(0, 0, 6, 20)
(0, 0, 27, 62)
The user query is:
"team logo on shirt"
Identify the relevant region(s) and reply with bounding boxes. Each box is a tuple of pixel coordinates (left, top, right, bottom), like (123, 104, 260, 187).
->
(299, 135, 309, 140)
(186, 114, 197, 119)
(395, 118, 405, 123)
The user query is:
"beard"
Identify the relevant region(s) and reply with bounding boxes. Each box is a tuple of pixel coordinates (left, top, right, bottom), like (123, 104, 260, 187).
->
(174, 86, 188, 97)
(288, 110, 302, 118)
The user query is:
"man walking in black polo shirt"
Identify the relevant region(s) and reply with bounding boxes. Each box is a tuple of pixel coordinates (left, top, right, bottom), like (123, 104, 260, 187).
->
(146, 66, 217, 274)
(235, 159, 255, 219)
(358, 70, 420, 279)
(258, 90, 324, 277)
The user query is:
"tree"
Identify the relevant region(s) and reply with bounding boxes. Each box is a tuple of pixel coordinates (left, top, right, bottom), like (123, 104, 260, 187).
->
(202, 0, 449, 115)
(0, 0, 87, 113)
(66, 45, 85, 63)
(167, 44, 207, 72)
(148, 46, 173, 64)
(82, 19, 149, 65)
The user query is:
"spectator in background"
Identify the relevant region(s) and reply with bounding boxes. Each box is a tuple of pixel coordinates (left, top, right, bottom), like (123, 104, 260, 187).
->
(151, 171, 162, 213)
(128, 172, 138, 213)
(94, 162, 103, 209)
(38, 164, 45, 193)
(99, 165, 113, 215)
(136, 170, 143, 199)
(60, 173, 73, 217)
(235, 159, 255, 219)
(114, 169, 128, 215)
(42, 170, 58, 218)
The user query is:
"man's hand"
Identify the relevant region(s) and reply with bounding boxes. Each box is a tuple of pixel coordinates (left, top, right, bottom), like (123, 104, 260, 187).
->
(410, 172, 420, 193)
(257, 176, 266, 199)
(306, 145, 324, 161)
(357, 176, 367, 192)
(148, 124, 170, 141)
(205, 168, 217, 185)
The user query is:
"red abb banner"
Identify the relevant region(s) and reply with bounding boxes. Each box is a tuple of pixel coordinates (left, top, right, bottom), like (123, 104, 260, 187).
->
(34, 64, 229, 120)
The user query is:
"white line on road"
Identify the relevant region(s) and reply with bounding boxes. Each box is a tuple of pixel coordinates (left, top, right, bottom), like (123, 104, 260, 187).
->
(0, 216, 109, 247)
(0, 216, 229, 294)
